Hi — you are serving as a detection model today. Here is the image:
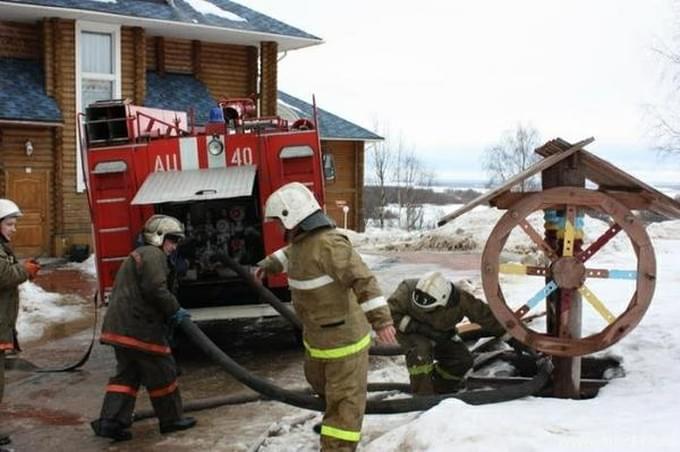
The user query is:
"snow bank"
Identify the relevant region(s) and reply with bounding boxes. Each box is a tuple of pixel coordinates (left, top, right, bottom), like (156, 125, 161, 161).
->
(64, 253, 97, 278)
(15, 282, 85, 343)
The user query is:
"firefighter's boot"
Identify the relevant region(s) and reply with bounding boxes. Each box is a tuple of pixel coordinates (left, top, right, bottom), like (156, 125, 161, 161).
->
(90, 418, 132, 442)
(159, 416, 197, 434)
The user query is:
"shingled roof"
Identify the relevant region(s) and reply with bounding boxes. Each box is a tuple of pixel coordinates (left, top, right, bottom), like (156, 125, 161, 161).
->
(0, 58, 62, 124)
(0, 0, 321, 51)
(277, 91, 382, 141)
(144, 71, 215, 124)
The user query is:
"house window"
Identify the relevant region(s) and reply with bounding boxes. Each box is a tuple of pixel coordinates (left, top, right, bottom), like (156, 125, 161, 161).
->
(80, 32, 115, 110)
(76, 22, 121, 192)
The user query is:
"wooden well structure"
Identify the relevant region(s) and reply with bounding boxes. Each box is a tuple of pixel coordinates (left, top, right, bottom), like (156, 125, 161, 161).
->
(439, 138, 680, 398)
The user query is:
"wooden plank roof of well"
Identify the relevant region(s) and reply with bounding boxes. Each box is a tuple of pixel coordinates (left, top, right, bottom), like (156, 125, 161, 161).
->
(438, 137, 680, 226)
(0, 0, 322, 51)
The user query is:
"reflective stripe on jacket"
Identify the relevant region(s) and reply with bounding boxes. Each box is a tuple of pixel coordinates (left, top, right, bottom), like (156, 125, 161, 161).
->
(0, 240, 28, 353)
(100, 245, 180, 355)
(260, 228, 393, 351)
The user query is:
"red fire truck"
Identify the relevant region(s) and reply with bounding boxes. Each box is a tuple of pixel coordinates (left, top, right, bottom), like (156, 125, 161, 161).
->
(81, 98, 333, 322)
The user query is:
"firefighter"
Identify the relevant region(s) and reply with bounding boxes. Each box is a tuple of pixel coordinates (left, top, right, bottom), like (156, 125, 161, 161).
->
(257, 182, 397, 452)
(91, 215, 196, 442)
(0, 199, 40, 449)
(388, 271, 505, 395)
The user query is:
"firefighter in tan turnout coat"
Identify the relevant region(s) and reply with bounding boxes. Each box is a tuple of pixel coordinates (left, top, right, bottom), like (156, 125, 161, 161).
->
(258, 182, 397, 451)
(91, 215, 196, 442)
(0, 199, 40, 449)
(388, 272, 505, 395)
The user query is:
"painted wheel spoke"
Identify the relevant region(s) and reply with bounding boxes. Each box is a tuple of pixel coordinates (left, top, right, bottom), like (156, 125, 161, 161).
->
(586, 268, 637, 280)
(514, 280, 559, 317)
(578, 285, 616, 324)
(577, 223, 623, 263)
(561, 205, 577, 257)
(500, 263, 548, 276)
(518, 219, 558, 262)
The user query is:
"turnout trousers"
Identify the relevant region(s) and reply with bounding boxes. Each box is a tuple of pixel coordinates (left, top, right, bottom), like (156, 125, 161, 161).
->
(98, 347, 182, 427)
(398, 332, 473, 395)
(304, 347, 369, 452)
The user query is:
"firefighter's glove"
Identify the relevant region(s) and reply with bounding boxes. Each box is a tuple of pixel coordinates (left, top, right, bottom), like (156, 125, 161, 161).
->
(166, 308, 191, 346)
(170, 308, 192, 327)
(23, 258, 41, 280)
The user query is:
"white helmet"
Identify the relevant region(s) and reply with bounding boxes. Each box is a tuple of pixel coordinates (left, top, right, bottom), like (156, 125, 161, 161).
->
(412, 271, 452, 310)
(143, 214, 185, 247)
(264, 182, 321, 230)
(0, 199, 22, 221)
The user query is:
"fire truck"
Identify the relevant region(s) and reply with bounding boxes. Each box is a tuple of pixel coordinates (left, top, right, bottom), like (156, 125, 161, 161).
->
(81, 98, 333, 322)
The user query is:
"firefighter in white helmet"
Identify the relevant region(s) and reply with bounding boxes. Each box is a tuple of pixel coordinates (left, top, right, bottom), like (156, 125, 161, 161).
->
(91, 214, 196, 442)
(0, 199, 40, 449)
(387, 271, 505, 394)
(257, 182, 397, 451)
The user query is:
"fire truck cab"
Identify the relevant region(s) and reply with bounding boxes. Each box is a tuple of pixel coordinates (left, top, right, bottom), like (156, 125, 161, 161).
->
(82, 98, 332, 322)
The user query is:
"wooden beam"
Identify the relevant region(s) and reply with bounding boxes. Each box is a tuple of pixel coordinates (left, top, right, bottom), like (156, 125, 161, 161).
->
(192, 39, 202, 80)
(156, 36, 165, 75)
(542, 152, 583, 399)
(133, 27, 146, 104)
(491, 190, 653, 210)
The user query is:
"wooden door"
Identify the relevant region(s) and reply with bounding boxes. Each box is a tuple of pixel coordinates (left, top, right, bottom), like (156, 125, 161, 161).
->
(5, 169, 50, 257)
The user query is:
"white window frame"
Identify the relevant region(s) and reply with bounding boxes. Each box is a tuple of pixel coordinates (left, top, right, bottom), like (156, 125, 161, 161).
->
(75, 21, 122, 192)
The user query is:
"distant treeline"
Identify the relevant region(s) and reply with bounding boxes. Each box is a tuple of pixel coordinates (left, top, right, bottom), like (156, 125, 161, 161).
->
(363, 185, 481, 207)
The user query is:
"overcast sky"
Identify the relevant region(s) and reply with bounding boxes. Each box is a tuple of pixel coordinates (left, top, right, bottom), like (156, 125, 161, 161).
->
(241, 0, 678, 184)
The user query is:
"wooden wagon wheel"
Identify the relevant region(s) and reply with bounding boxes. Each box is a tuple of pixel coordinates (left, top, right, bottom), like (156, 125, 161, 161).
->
(482, 187, 656, 357)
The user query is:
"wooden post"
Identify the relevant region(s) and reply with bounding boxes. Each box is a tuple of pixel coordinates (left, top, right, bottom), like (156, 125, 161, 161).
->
(542, 153, 584, 398)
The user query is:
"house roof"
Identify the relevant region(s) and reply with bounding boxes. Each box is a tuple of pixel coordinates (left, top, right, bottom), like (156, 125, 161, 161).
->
(0, 0, 322, 51)
(438, 137, 680, 226)
(0, 57, 62, 124)
(277, 91, 382, 142)
(145, 71, 216, 124)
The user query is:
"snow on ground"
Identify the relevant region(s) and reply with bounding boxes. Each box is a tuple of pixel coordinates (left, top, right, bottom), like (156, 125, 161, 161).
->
(262, 206, 680, 451)
(63, 253, 98, 278)
(16, 281, 86, 343)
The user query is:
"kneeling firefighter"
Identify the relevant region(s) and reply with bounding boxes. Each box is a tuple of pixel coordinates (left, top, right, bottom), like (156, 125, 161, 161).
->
(257, 182, 397, 452)
(91, 215, 195, 441)
(388, 272, 506, 395)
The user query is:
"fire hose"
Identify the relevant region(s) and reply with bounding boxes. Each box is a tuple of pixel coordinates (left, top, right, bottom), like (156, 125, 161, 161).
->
(163, 318, 553, 416)
(132, 253, 550, 417)
(214, 253, 403, 356)
(133, 323, 551, 421)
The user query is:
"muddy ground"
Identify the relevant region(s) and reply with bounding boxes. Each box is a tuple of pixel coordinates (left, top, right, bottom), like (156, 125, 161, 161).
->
(1, 251, 480, 451)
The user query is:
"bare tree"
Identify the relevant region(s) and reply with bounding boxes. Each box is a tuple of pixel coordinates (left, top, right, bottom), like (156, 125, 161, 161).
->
(366, 122, 393, 228)
(483, 123, 541, 191)
(649, 36, 680, 157)
(401, 151, 434, 231)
